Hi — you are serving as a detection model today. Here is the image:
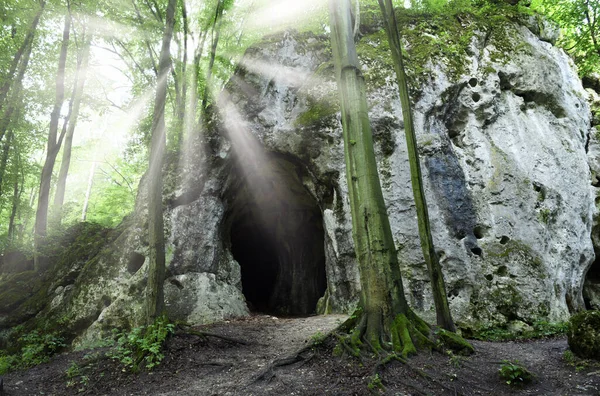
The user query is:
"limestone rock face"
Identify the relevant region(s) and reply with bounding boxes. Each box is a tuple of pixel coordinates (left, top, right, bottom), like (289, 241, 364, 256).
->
(2, 14, 596, 344)
(175, 21, 593, 332)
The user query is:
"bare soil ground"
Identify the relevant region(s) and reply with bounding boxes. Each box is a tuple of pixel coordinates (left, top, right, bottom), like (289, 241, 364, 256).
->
(2, 314, 600, 395)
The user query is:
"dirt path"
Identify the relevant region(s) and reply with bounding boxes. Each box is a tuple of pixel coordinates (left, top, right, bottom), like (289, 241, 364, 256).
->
(2, 314, 600, 395)
(159, 314, 348, 395)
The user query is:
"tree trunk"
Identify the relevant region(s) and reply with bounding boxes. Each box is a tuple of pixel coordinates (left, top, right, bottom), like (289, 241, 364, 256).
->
(0, 10, 39, 145)
(34, 12, 71, 256)
(377, 0, 455, 332)
(329, 0, 425, 355)
(0, 1, 45, 117)
(81, 161, 97, 221)
(0, 130, 14, 198)
(145, 0, 177, 324)
(8, 156, 24, 242)
(53, 34, 92, 224)
(200, 0, 225, 114)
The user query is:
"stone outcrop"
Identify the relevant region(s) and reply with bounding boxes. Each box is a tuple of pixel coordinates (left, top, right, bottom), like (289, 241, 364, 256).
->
(1, 9, 597, 344)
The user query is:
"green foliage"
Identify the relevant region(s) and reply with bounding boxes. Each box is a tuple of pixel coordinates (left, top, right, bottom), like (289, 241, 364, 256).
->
(447, 350, 463, 368)
(498, 360, 534, 386)
(531, 0, 600, 76)
(0, 327, 66, 374)
(309, 331, 327, 346)
(107, 315, 175, 373)
(0, 352, 15, 375)
(65, 361, 90, 391)
(18, 329, 66, 368)
(367, 373, 385, 393)
(473, 320, 568, 341)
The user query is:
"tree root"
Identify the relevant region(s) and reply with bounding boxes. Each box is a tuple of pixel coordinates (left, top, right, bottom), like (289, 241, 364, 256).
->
(253, 347, 314, 383)
(335, 309, 474, 361)
(177, 324, 250, 345)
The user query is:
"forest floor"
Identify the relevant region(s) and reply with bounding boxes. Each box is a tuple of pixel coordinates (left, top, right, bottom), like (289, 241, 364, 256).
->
(2, 314, 600, 396)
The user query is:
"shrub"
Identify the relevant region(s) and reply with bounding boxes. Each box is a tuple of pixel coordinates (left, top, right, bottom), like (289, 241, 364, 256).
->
(107, 315, 175, 372)
(499, 360, 534, 386)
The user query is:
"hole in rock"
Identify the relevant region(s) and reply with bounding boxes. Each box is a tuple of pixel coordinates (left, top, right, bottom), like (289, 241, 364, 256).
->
(470, 247, 483, 256)
(468, 77, 478, 87)
(499, 235, 510, 245)
(583, 258, 600, 310)
(227, 155, 327, 316)
(127, 252, 145, 274)
(472, 92, 481, 102)
(473, 225, 486, 239)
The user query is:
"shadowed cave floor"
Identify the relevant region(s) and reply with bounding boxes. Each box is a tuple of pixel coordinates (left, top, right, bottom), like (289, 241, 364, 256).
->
(2, 314, 600, 395)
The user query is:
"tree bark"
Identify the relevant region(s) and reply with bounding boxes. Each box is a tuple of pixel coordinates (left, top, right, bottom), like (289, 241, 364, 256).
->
(8, 152, 24, 242)
(200, 0, 225, 114)
(377, 0, 455, 332)
(34, 12, 71, 254)
(329, 0, 421, 355)
(0, 1, 45, 117)
(0, 7, 40, 146)
(0, 130, 14, 198)
(145, 0, 177, 324)
(81, 161, 97, 221)
(52, 33, 92, 224)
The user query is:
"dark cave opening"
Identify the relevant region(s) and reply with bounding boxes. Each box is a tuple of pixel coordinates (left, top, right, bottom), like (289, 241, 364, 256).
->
(583, 258, 600, 310)
(227, 155, 327, 316)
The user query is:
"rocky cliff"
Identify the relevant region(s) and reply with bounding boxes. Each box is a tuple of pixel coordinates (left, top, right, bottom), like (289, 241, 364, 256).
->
(2, 8, 598, 344)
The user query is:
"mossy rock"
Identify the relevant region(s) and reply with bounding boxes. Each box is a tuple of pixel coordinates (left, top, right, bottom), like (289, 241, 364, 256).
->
(567, 311, 600, 360)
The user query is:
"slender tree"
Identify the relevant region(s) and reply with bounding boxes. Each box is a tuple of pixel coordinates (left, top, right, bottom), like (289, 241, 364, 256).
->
(34, 11, 71, 248)
(52, 31, 93, 224)
(377, 0, 455, 332)
(328, 0, 470, 356)
(0, 0, 46, 118)
(0, 2, 44, 146)
(200, 0, 226, 113)
(145, 0, 177, 323)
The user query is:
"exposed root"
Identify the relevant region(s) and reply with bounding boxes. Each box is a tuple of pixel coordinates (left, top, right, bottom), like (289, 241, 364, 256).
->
(335, 309, 473, 362)
(177, 325, 250, 345)
(253, 347, 314, 383)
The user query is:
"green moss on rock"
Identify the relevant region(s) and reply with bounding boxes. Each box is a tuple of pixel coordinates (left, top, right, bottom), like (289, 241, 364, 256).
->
(568, 310, 600, 360)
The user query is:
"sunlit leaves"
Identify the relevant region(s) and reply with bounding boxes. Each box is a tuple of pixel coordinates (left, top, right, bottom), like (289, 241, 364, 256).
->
(532, 0, 600, 76)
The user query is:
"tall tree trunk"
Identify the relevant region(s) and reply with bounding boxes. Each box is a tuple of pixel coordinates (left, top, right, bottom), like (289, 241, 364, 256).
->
(8, 152, 24, 242)
(0, 1, 45, 117)
(81, 160, 97, 221)
(192, 30, 209, 129)
(53, 33, 92, 224)
(0, 130, 14, 197)
(145, 0, 176, 324)
(175, 0, 189, 144)
(0, 12, 39, 145)
(200, 0, 225, 114)
(34, 12, 71, 256)
(329, 0, 422, 355)
(377, 0, 455, 332)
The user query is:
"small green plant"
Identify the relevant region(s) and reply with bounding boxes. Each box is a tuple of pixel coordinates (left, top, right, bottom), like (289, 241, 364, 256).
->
(563, 349, 575, 364)
(107, 315, 175, 372)
(310, 331, 326, 346)
(499, 360, 534, 386)
(0, 353, 15, 375)
(19, 330, 66, 368)
(447, 351, 462, 368)
(538, 208, 552, 224)
(367, 373, 385, 393)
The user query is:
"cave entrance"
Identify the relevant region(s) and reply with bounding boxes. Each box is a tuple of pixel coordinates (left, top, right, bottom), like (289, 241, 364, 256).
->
(227, 155, 327, 316)
(583, 259, 600, 310)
